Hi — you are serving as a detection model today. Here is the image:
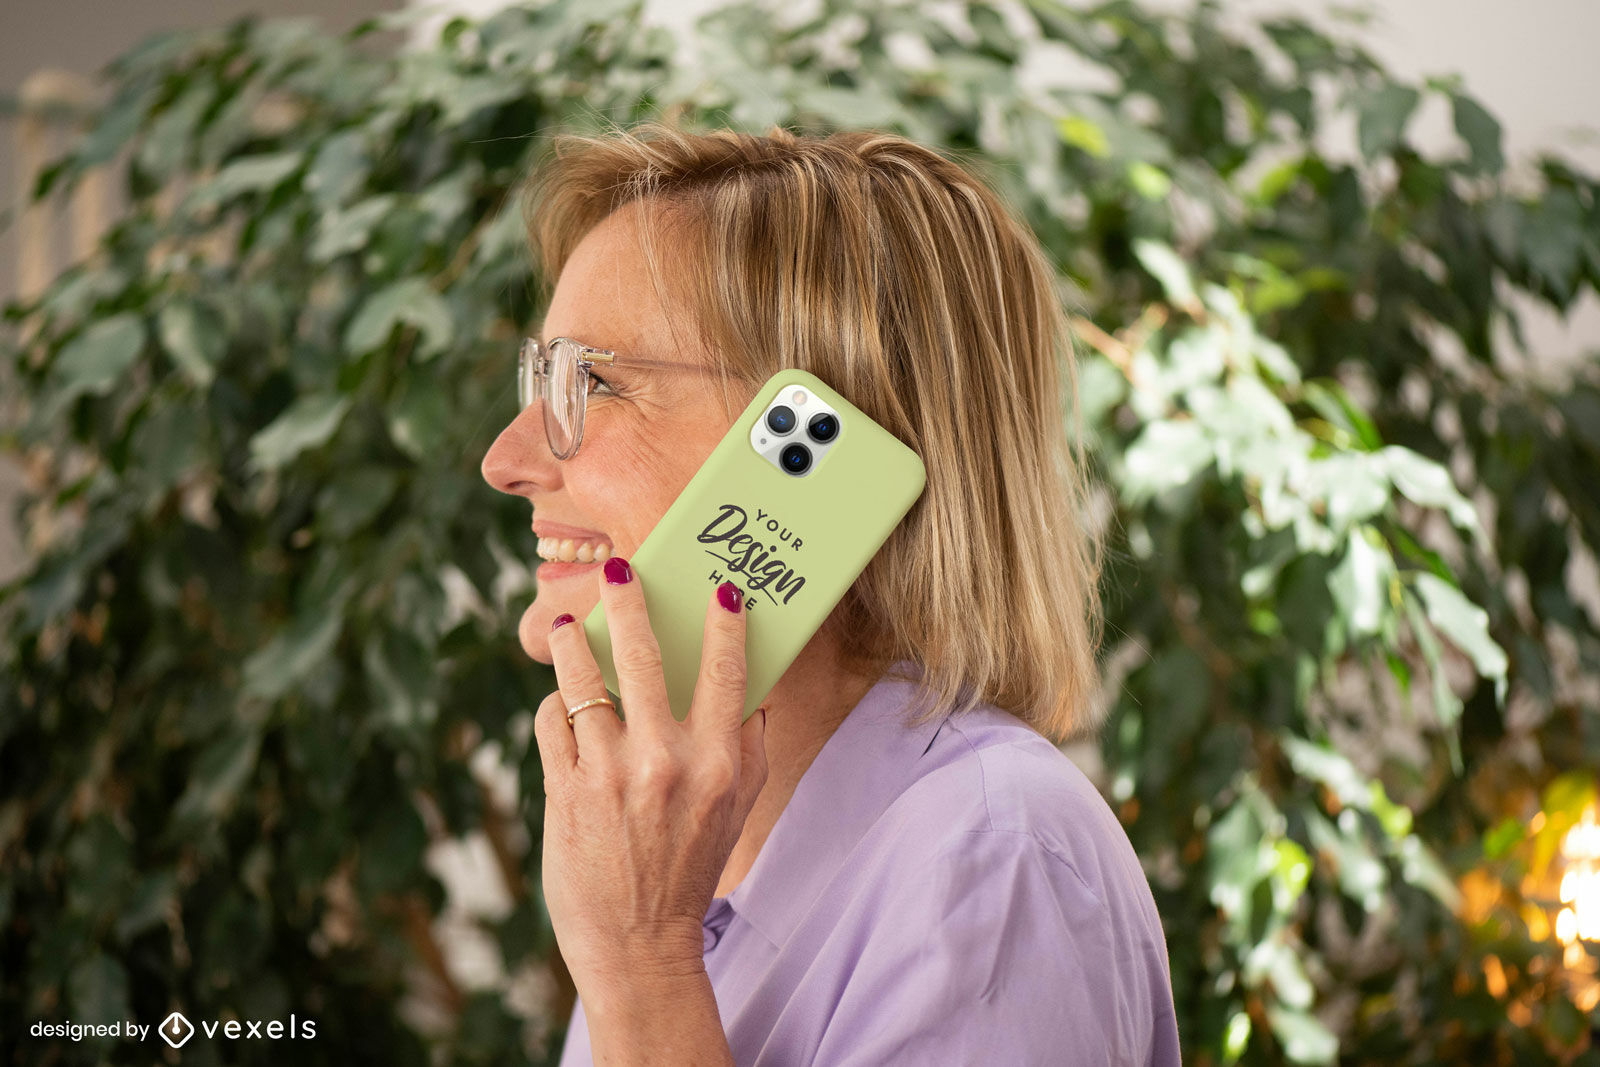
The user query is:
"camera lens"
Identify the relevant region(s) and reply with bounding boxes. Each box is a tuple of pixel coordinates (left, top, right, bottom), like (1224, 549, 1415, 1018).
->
(780, 443, 812, 474)
(807, 412, 839, 443)
(766, 405, 797, 435)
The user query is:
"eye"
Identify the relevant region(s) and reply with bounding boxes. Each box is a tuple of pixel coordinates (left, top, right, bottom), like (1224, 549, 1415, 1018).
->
(586, 371, 619, 397)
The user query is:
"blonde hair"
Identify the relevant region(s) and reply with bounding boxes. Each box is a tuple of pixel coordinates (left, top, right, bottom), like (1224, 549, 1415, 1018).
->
(520, 118, 1104, 744)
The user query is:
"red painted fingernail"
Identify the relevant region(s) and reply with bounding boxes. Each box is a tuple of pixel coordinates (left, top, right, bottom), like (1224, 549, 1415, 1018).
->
(717, 581, 743, 613)
(603, 556, 633, 585)
(551, 613, 575, 630)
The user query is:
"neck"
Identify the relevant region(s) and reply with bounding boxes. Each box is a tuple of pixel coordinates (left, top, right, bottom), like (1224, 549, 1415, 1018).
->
(715, 637, 882, 898)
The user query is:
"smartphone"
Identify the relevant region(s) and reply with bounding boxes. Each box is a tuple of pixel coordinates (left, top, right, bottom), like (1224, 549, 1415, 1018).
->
(579, 368, 925, 724)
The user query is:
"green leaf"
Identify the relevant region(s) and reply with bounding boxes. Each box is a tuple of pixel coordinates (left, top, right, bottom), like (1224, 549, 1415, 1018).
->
(248, 393, 353, 473)
(1266, 1004, 1338, 1065)
(172, 730, 261, 826)
(316, 465, 400, 538)
(1259, 937, 1315, 1008)
(363, 628, 439, 730)
(343, 277, 454, 359)
(1315, 454, 1388, 533)
(1281, 736, 1370, 811)
(1328, 525, 1391, 638)
(241, 588, 351, 701)
(1222, 1009, 1252, 1064)
(137, 83, 215, 180)
(1366, 781, 1413, 839)
(157, 299, 225, 387)
(794, 84, 912, 129)
(1402, 591, 1464, 771)
(1306, 807, 1387, 909)
(115, 871, 178, 942)
(1395, 835, 1461, 908)
(310, 196, 394, 262)
(185, 151, 304, 209)
(53, 314, 146, 402)
(356, 802, 428, 897)
(1380, 447, 1481, 542)
(1356, 84, 1419, 158)
(1127, 161, 1172, 200)
(1132, 239, 1199, 311)
(305, 129, 372, 209)
(1121, 419, 1212, 503)
(1482, 816, 1523, 860)
(1057, 115, 1110, 158)
(67, 953, 129, 1024)
(1451, 93, 1504, 174)
(1270, 838, 1312, 905)
(1522, 188, 1586, 297)
(387, 382, 449, 461)
(1413, 572, 1508, 703)
(1301, 380, 1381, 450)
(130, 399, 207, 491)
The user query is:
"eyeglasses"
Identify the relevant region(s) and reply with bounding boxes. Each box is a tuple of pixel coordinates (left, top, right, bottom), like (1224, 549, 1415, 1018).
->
(518, 335, 719, 460)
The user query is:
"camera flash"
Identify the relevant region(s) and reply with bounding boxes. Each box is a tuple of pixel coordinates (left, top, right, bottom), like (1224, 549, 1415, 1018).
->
(792, 389, 808, 405)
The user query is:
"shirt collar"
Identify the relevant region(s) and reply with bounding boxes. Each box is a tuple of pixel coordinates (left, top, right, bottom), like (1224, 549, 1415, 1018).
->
(722, 660, 952, 949)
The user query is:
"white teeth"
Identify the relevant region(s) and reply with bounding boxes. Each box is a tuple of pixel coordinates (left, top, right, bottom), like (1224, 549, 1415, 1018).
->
(536, 535, 612, 563)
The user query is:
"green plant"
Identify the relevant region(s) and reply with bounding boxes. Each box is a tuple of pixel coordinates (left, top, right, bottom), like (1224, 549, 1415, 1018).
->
(3, 0, 1597, 1063)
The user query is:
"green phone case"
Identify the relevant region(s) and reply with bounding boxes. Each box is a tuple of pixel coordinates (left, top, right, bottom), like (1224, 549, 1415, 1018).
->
(580, 368, 925, 723)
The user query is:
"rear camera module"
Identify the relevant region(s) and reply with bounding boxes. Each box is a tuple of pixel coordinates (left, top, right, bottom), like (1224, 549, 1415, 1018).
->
(806, 412, 839, 443)
(780, 443, 812, 475)
(766, 405, 797, 435)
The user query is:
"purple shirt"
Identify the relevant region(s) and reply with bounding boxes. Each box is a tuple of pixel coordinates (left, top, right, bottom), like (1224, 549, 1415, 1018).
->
(557, 665, 1181, 1065)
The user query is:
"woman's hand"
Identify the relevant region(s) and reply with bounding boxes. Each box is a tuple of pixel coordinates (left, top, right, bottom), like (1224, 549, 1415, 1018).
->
(532, 556, 769, 1003)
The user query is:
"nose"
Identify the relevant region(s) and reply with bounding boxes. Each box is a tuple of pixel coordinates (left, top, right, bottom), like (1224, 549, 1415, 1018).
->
(481, 405, 560, 497)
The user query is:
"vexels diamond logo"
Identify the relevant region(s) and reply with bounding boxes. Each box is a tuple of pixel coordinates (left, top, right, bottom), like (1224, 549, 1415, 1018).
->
(160, 1011, 194, 1049)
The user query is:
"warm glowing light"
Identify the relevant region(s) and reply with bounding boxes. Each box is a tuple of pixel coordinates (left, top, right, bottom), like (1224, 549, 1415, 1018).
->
(1557, 805, 1600, 946)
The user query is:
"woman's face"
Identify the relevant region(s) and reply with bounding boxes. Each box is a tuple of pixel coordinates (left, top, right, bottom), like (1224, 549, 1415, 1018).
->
(480, 203, 744, 664)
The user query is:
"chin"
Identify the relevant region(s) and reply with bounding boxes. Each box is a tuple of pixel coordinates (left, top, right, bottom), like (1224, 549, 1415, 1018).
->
(517, 600, 555, 664)
(516, 592, 600, 664)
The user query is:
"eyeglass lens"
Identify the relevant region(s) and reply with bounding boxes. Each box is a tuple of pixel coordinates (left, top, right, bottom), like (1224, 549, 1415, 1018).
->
(522, 338, 584, 459)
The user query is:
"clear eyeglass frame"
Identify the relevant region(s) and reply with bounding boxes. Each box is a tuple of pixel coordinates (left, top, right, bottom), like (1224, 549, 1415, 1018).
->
(517, 335, 714, 460)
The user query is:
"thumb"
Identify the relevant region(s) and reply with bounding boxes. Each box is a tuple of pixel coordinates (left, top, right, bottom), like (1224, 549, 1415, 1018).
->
(736, 706, 770, 817)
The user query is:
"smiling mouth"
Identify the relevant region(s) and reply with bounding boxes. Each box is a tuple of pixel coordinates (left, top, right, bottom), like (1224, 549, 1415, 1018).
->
(535, 537, 614, 564)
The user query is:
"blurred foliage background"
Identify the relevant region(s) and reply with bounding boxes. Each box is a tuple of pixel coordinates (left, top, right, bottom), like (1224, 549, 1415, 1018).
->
(2, 0, 1598, 1063)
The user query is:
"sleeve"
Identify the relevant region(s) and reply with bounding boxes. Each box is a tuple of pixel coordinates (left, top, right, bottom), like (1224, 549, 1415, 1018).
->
(811, 829, 1164, 1067)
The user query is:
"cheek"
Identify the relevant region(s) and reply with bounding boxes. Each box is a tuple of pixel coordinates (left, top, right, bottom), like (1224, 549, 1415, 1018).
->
(571, 429, 697, 547)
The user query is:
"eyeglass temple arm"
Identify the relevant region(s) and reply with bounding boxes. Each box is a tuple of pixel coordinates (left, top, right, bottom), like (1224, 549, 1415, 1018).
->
(581, 352, 724, 375)
(541, 338, 724, 376)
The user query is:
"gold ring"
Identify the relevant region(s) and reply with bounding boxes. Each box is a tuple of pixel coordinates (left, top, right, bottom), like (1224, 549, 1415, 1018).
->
(566, 696, 616, 726)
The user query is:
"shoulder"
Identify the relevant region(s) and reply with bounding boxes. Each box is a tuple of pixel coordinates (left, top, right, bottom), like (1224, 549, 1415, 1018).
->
(883, 705, 1163, 935)
(810, 706, 1179, 1065)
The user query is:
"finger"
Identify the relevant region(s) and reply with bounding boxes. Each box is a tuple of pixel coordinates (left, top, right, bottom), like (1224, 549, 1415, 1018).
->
(548, 610, 623, 757)
(735, 705, 770, 818)
(596, 555, 673, 731)
(687, 580, 749, 742)
(533, 689, 578, 778)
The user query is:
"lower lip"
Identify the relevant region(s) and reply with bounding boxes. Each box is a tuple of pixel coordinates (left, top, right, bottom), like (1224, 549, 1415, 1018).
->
(536, 558, 607, 579)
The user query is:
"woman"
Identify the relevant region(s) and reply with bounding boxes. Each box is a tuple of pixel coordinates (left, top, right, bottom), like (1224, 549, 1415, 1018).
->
(481, 120, 1180, 1065)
